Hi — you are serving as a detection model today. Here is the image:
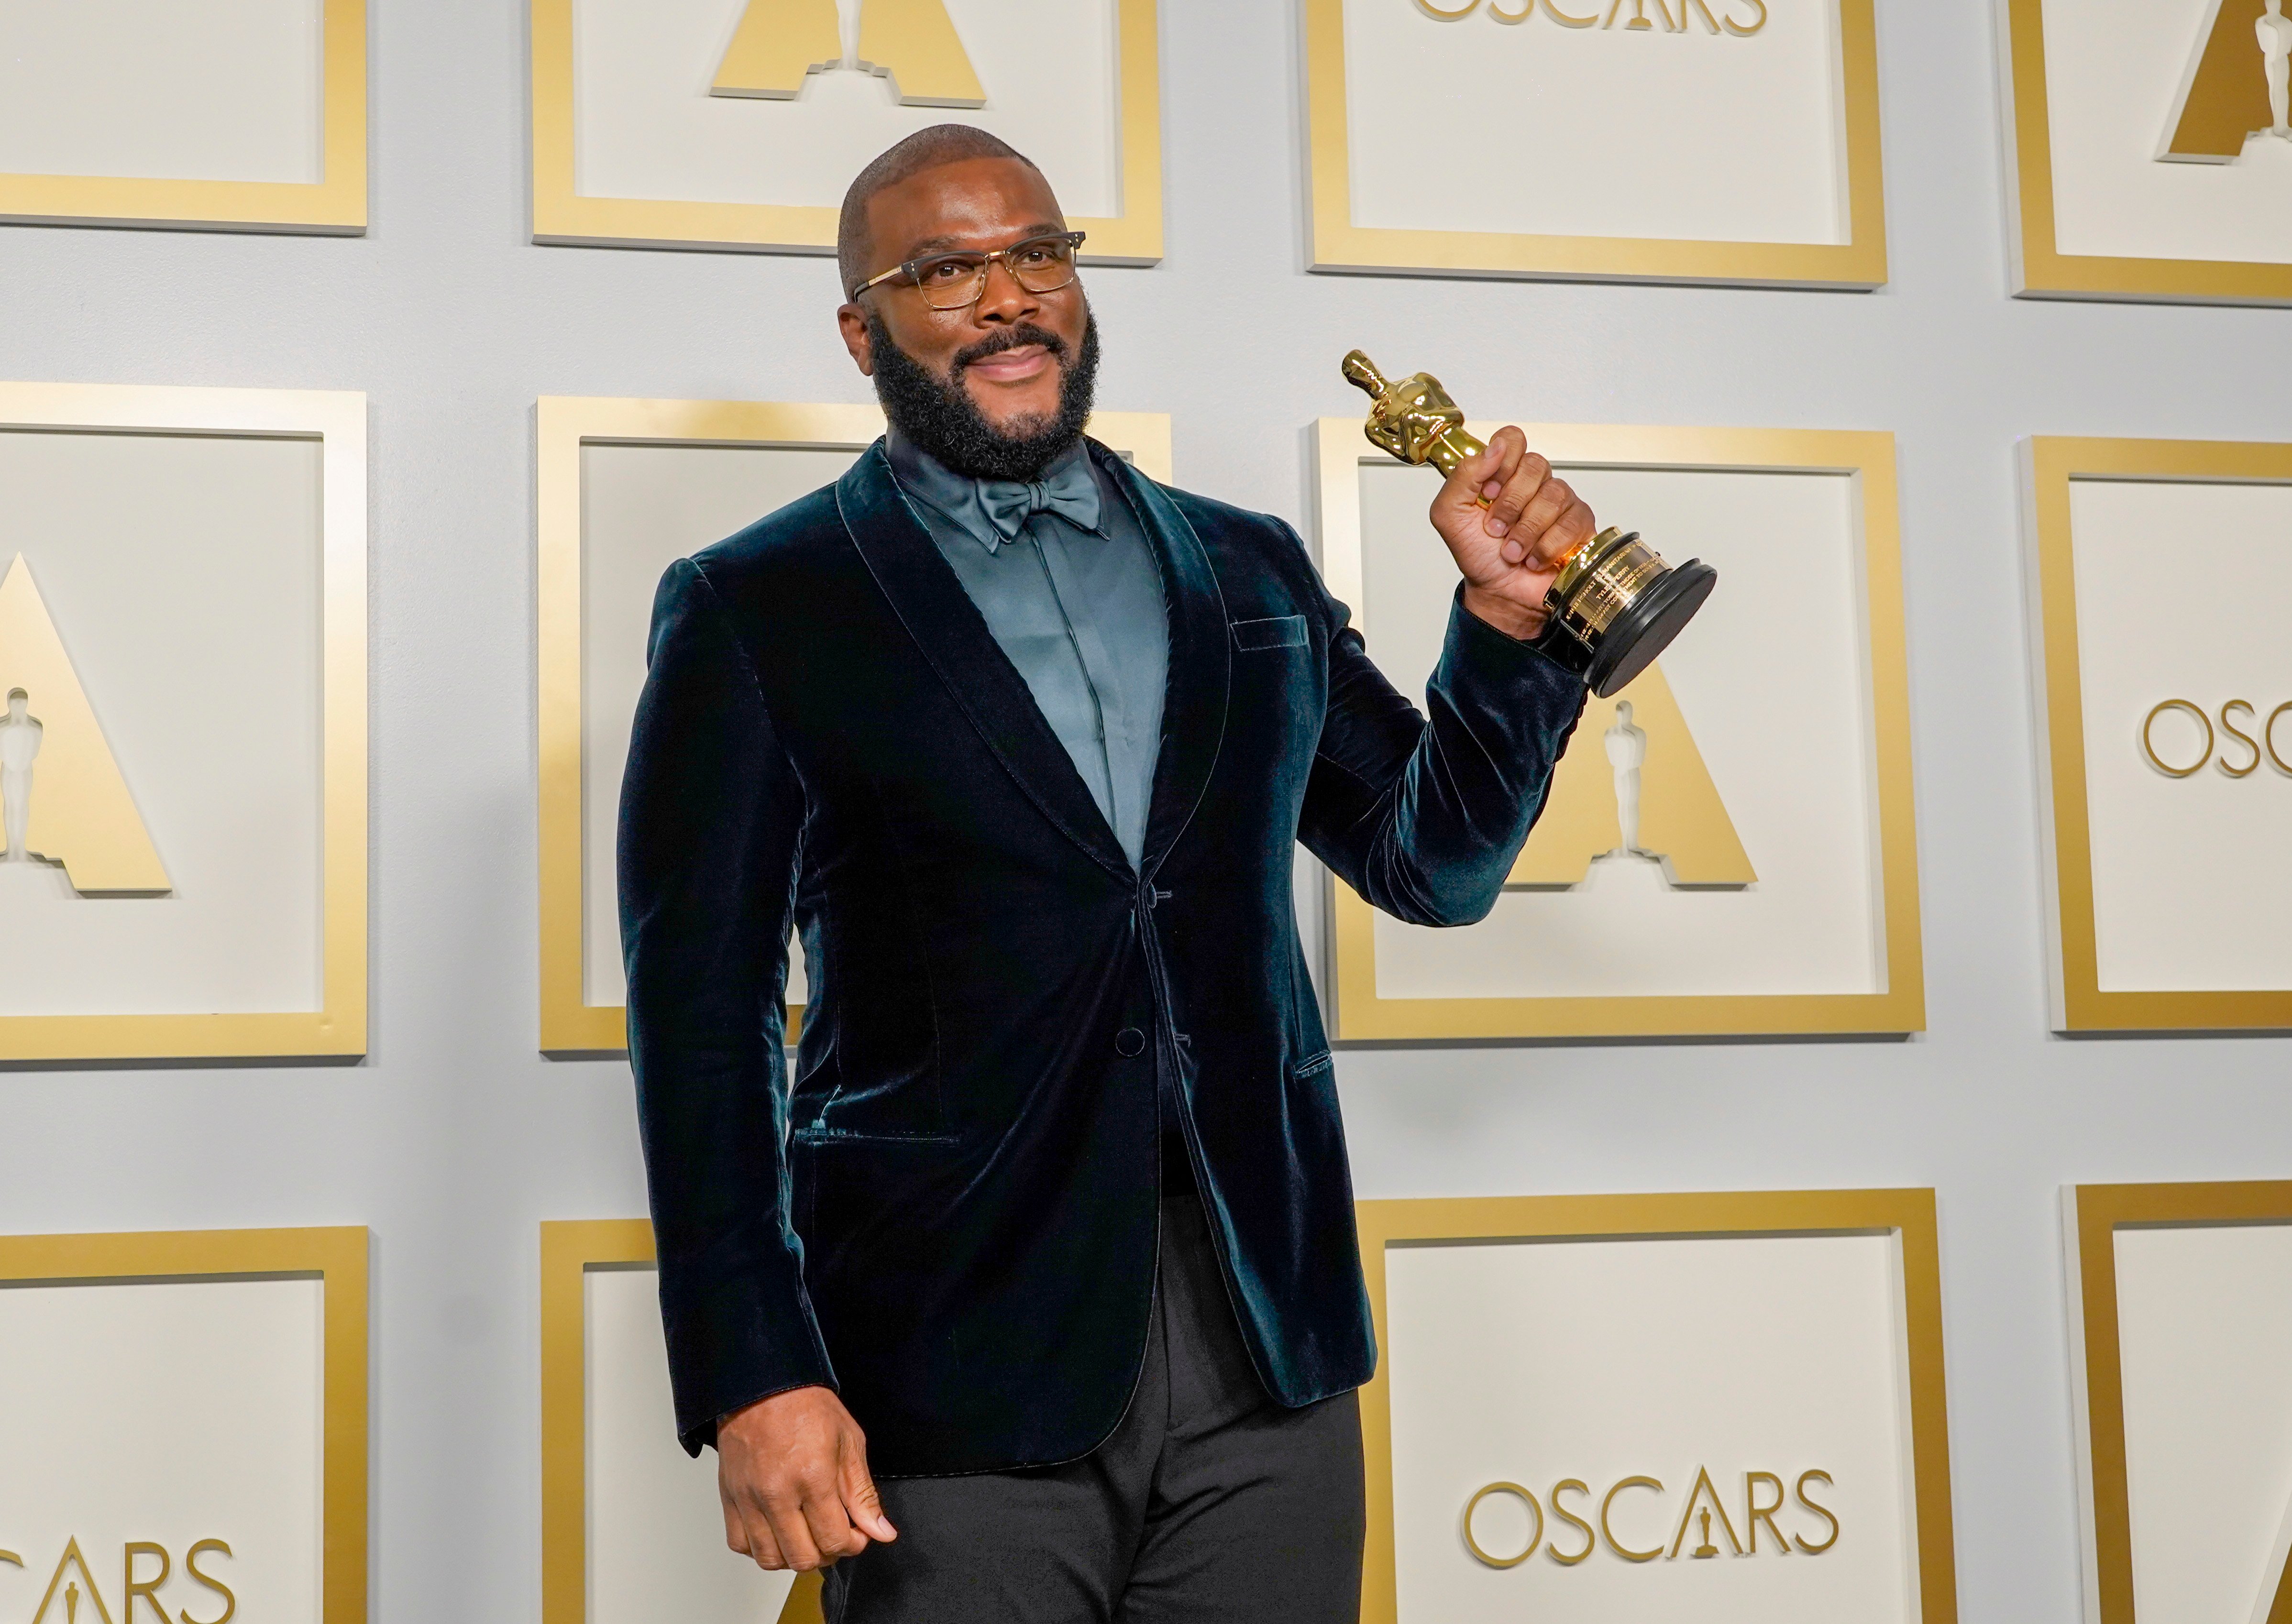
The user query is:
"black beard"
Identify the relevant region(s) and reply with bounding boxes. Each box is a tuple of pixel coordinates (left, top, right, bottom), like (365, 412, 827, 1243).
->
(866, 308, 1100, 482)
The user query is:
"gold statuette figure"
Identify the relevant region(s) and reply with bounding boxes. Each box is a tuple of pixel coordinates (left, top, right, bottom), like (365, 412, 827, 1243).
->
(1343, 351, 1717, 698)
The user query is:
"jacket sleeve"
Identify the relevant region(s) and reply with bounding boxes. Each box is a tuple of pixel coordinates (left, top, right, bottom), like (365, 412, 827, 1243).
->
(1297, 575, 1587, 927)
(618, 558, 834, 1456)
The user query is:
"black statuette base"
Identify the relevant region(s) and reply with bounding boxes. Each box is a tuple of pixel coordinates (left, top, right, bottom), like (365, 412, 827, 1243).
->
(1529, 557, 1719, 700)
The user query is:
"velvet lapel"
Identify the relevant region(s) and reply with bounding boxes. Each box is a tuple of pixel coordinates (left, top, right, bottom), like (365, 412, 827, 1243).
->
(1094, 445, 1231, 882)
(837, 443, 1133, 882)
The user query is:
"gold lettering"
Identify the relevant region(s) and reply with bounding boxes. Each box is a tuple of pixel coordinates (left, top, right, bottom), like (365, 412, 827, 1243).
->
(178, 1543, 233, 1624)
(2268, 702, 2292, 775)
(1600, 1476, 1664, 1562)
(2, 1549, 22, 1568)
(33, 1541, 116, 1624)
(1668, 1465, 1746, 1559)
(1745, 1471, 1790, 1554)
(122, 1547, 168, 1624)
(1547, 1479, 1597, 1565)
(2219, 700, 2261, 777)
(1794, 1470, 1841, 1554)
(1413, 0, 1743, 30)
(2142, 699, 2213, 777)
(1462, 1482, 1542, 1567)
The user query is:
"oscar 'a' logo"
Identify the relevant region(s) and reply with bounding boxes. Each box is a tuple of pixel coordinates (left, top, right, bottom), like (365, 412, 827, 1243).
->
(2160, 0, 2292, 162)
(24, 1539, 114, 1624)
(713, 0, 985, 109)
(0, 554, 170, 895)
(1509, 660, 1754, 889)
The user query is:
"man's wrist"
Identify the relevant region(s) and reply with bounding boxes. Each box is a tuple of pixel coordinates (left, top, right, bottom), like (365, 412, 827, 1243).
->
(720, 1383, 830, 1433)
(1460, 584, 1548, 643)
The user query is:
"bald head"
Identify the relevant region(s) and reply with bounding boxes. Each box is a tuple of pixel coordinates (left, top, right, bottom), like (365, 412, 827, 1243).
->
(837, 125, 1045, 297)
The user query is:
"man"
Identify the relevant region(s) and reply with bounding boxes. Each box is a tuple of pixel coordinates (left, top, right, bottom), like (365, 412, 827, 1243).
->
(619, 125, 1594, 1623)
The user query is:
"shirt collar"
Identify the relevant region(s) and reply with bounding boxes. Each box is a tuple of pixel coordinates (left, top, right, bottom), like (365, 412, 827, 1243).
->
(884, 428, 1102, 556)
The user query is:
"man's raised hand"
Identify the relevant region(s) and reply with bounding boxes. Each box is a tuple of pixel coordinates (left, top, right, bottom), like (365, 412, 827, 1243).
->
(1428, 425, 1599, 642)
(716, 1385, 897, 1572)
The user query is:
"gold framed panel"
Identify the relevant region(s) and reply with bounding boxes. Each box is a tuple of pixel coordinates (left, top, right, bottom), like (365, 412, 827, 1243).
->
(2065, 1181, 2292, 1624)
(1354, 1189, 1957, 1624)
(540, 1220, 823, 1624)
(0, 382, 368, 1063)
(1300, 0, 1886, 287)
(535, 395, 1172, 1054)
(530, 0, 1163, 260)
(0, 0, 365, 234)
(1316, 420, 1923, 1040)
(2023, 436, 2292, 1031)
(0, 1225, 369, 1624)
(2002, 0, 2292, 305)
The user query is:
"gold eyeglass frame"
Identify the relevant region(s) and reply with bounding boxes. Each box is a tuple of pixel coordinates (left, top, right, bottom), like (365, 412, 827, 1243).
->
(848, 230, 1087, 306)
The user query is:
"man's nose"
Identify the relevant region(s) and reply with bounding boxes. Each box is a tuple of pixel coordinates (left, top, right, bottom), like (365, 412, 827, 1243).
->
(972, 257, 1039, 324)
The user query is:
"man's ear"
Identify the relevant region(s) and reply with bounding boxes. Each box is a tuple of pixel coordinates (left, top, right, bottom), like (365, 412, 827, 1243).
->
(837, 304, 875, 376)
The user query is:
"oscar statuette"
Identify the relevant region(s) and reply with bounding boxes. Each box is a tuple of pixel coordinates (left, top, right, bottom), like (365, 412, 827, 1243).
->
(1343, 351, 1717, 698)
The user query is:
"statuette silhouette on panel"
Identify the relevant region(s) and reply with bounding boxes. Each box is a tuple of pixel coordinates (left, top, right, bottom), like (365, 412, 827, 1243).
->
(2267, 0, 2292, 137)
(1, 690, 40, 865)
(0, 555, 169, 894)
(714, 0, 985, 108)
(1510, 662, 1754, 888)
(2161, 0, 2292, 161)
(1606, 700, 1648, 853)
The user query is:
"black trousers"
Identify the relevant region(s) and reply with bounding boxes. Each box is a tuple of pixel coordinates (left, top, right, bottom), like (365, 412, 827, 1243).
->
(821, 1195, 1366, 1623)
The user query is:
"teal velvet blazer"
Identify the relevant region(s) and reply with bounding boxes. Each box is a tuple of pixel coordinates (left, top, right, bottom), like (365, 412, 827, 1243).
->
(619, 440, 1584, 1475)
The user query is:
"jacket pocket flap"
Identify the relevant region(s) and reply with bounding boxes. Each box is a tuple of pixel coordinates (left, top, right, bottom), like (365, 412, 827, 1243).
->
(1231, 614, 1309, 651)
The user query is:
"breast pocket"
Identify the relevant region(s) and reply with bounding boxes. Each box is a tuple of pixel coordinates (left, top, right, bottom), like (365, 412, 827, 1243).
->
(1231, 614, 1309, 652)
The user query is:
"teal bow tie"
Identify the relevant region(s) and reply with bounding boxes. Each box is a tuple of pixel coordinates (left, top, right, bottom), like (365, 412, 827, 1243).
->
(979, 460, 1102, 543)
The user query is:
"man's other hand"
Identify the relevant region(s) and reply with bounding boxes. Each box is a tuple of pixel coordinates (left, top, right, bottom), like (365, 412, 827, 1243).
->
(1429, 425, 1599, 642)
(717, 1385, 898, 1571)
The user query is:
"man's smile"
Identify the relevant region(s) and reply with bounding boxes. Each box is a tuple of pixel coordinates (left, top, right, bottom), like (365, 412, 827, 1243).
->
(961, 344, 1054, 385)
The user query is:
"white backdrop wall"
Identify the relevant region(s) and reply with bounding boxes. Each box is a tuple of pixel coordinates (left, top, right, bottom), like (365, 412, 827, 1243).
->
(0, 3, 2288, 1623)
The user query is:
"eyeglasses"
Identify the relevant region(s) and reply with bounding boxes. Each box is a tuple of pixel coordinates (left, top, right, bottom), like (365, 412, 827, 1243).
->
(850, 230, 1087, 310)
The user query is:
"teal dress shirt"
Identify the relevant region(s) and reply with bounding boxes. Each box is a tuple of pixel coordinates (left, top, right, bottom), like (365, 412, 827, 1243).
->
(884, 430, 1169, 869)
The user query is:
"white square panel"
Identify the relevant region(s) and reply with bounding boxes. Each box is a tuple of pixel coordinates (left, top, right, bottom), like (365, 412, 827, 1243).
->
(0, 1276, 326, 1624)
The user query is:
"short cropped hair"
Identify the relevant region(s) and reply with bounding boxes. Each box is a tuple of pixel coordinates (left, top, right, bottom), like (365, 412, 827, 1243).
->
(837, 125, 1044, 298)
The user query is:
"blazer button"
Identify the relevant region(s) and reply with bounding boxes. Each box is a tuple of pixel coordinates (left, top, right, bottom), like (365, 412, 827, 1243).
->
(1115, 1027, 1147, 1058)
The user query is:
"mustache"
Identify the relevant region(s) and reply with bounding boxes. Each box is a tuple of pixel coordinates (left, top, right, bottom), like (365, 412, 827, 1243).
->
(952, 324, 1069, 375)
